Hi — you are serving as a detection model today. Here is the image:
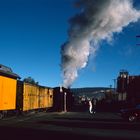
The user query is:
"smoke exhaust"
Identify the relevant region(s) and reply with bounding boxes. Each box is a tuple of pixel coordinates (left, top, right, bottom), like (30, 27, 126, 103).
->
(61, 0, 140, 88)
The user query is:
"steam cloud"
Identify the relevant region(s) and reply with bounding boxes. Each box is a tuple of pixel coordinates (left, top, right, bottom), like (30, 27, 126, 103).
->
(61, 0, 140, 88)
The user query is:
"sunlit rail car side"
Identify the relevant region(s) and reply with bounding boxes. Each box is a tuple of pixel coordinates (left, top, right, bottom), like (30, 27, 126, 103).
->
(17, 81, 39, 112)
(0, 64, 20, 118)
(47, 88, 53, 108)
(39, 86, 48, 111)
(0, 76, 17, 110)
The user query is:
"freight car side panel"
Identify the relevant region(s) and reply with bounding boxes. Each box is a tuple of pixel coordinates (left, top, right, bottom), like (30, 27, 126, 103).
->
(23, 83, 39, 111)
(39, 87, 48, 109)
(47, 89, 53, 107)
(0, 76, 17, 110)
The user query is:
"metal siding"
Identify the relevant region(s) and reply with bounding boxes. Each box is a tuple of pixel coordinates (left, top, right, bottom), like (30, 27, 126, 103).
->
(0, 76, 17, 110)
(48, 89, 53, 107)
(39, 87, 48, 109)
(23, 83, 39, 111)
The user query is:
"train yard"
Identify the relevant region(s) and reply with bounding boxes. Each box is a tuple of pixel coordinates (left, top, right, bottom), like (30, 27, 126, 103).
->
(1, 65, 140, 140)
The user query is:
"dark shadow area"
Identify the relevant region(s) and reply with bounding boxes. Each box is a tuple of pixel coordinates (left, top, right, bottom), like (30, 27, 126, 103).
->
(0, 125, 139, 140)
(54, 117, 124, 122)
(71, 100, 139, 113)
(38, 120, 140, 131)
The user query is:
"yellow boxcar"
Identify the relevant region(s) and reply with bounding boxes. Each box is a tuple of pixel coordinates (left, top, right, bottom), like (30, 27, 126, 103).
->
(0, 76, 17, 110)
(39, 86, 48, 109)
(17, 81, 40, 112)
(23, 83, 39, 111)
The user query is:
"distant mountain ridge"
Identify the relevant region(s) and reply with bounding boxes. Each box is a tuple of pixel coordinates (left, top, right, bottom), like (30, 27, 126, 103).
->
(71, 87, 111, 99)
(71, 87, 110, 94)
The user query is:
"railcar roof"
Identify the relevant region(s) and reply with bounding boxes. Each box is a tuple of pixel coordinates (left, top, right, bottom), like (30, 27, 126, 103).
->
(0, 64, 20, 79)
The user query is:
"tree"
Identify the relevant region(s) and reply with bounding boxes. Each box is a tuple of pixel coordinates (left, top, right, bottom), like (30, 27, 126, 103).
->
(23, 76, 38, 85)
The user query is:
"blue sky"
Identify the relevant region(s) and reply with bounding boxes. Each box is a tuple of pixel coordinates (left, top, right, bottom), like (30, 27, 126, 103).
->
(0, 0, 140, 88)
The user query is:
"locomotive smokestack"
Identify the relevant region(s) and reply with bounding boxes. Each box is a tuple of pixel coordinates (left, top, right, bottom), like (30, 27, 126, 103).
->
(61, 0, 140, 88)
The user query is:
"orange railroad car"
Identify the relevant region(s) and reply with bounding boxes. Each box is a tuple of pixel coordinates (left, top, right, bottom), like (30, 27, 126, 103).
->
(0, 64, 20, 118)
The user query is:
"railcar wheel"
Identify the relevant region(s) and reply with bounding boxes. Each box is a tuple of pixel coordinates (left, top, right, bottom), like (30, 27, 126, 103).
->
(22, 111, 29, 116)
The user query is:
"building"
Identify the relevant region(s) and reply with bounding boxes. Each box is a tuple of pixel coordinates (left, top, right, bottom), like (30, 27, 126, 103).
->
(117, 70, 129, 101)
(117, 70, 140, 104)
(126, 76, 140, 103)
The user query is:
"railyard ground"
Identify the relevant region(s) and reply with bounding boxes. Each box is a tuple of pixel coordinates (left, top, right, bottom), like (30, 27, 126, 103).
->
(0, 111, 140, 140)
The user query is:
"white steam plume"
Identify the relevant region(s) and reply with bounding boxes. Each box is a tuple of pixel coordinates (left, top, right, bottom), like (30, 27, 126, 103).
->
(61, 0, 140, 88)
